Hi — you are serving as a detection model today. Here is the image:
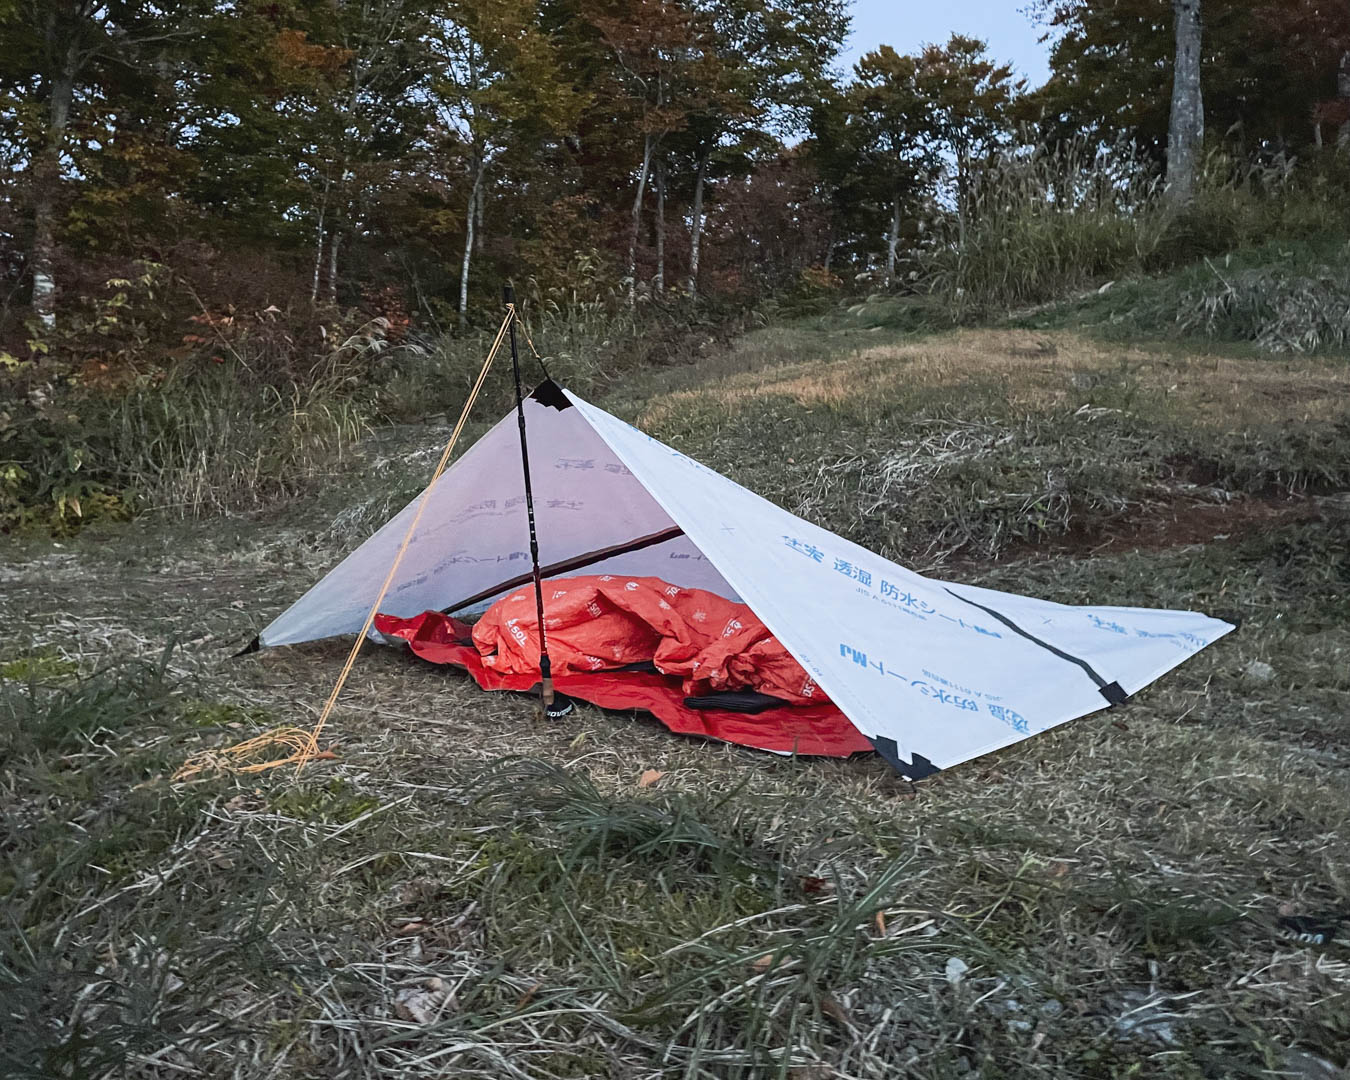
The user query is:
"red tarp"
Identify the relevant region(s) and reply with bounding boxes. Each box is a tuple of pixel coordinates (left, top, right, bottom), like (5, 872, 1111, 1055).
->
(374, 575, 871, 757)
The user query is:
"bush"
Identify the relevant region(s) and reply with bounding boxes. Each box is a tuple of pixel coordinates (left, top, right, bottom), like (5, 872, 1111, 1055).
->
(1, 259, 743, 532)
(1027, 239, 1350, 355)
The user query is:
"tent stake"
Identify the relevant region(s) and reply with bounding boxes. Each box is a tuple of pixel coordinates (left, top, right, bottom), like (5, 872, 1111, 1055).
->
(505, 285, 573, 719)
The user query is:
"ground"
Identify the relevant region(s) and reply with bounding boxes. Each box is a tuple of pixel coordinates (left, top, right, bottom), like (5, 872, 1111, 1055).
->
(3, 319, 1348, 1079)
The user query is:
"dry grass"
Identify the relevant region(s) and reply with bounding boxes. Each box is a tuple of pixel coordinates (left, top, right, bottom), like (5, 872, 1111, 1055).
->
(637, 329, 1350, 429)
(2, 319, 1348, 1078)
(625, 327, 1350, 568)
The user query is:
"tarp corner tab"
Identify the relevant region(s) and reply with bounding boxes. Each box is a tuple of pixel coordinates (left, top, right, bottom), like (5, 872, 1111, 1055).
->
(529, 379, 572, 411)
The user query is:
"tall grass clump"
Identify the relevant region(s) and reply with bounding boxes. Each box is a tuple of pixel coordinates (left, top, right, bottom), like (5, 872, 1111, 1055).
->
(1173, 247, 1350, 352)
(377, 279, 746, 425)
(928, 136, 1163, 317)
(3, 334, 376, 531)
(931, 140, 1350, 322)
(105, 362, 369, 517)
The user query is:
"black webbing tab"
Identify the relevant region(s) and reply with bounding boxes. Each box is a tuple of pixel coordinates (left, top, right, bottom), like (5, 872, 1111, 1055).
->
(1099, 681, 1129, 706)
(231, 635, 261, 658)
(871, 736, 941, 780)
(528, 379, 571, 411)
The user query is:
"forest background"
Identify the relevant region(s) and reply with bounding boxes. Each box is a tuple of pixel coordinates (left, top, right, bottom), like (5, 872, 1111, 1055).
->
(3, 0, 1350, 528)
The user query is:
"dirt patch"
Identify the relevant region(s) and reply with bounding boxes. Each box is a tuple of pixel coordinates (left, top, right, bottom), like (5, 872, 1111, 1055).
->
(992, 491, 1333, 565)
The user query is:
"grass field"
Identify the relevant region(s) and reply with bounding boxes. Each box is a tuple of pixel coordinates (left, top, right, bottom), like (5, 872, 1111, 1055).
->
(3, 317, 1348, 1079)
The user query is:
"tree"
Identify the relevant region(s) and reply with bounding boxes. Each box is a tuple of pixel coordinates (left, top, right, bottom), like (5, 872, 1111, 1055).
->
(581, 0, 704, 307)
(680, 0, 847, 295)
(430, 0, 580, 326)
(848, 47, 936, 286)
(1030, 0, 1350, 157)
(0, 0, 201, 328)
(913, 34, 1022, 244)
(307, 0, 438, 307)
(1166, 0, 1203, 205)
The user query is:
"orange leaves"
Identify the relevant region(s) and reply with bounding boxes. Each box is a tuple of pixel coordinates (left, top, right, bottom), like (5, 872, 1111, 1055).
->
(637, 768, 664, 788)
(273, 29, 353, 82)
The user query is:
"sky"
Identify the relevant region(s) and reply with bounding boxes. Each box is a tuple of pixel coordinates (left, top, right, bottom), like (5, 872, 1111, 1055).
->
(841, 0, 1053, 89)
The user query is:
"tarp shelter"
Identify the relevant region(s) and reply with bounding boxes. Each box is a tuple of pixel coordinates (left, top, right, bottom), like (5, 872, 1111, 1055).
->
(256, 380, 1233, 780)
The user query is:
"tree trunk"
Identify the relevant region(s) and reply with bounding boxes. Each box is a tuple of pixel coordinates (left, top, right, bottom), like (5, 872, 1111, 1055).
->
(687, 150, 709, 296)
(311, 187, 329, 305)
(31, 58, 76, 330)
(326, 227, 341, 307)
(954, 152, 969, 250)
(885, 198, 901, 288)
(458, 159, 485, 330)
(654, 157, 666, 295)
(627, 135, 653, 308)
(1166, 0, 1204, 206)
(474, 177, 485, 254)
(1338, 51, 1350, 149)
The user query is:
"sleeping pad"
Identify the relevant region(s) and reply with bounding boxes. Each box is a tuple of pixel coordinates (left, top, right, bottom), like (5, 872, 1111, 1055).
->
(375, 575, 872, 757)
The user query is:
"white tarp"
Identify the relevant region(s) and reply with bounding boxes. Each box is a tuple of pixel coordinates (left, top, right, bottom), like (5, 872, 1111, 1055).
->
(565, 390, 1233, 776)
(260, 393, 736, 647)
(260, 384, 1233, 777)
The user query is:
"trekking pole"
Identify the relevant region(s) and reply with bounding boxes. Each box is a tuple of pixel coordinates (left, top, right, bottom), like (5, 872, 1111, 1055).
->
(505, 284, 573, 719)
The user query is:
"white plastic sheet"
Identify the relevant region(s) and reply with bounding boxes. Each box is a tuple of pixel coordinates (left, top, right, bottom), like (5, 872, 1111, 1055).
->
(260, 385, 1233, 776)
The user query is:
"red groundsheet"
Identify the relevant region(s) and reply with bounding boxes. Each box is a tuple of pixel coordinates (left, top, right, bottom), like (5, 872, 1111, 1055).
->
(374, 576, 872, 757)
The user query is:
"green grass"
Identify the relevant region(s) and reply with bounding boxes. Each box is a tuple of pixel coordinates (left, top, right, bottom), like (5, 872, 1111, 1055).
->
(622, 323, 1350, 567)
(4, 516, 1348, 1076)
(1017, 239, 1350, 355)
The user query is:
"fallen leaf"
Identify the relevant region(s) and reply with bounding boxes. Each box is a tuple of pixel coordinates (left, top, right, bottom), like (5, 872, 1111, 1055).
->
(751, 953, 774, 973)
(820, 994, 851, 1028)
(515, 983, 540, 1009)
(873, 910, 887, 936)
(1049, 861, 1071, 879)
(394, 988, 441, 1024)
(394, 922, 427, 936)
(637, 769, 664, 788)
(801, 876, 835, 896)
